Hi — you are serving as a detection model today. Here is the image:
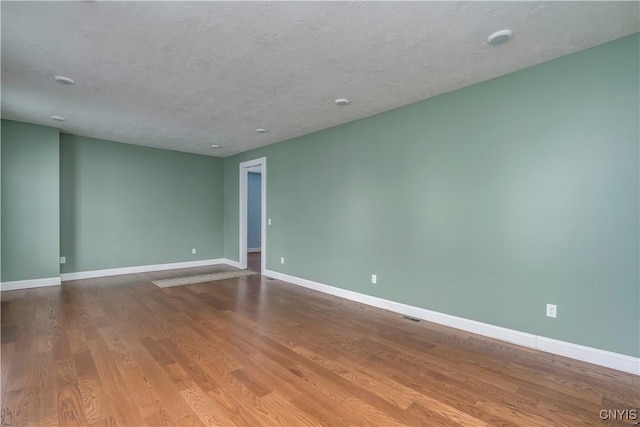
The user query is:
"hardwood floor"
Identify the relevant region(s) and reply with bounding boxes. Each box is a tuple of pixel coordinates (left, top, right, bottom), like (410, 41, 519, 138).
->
(247, 252, 261, 273)
(1, 265, 638, 426)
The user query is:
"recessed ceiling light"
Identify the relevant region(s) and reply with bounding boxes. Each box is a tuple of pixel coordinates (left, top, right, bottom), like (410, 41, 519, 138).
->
(487, 29, 513, 46)
(256, 128, 267, 133)
(51, 115, 67, 121)
(54, 75, 76, 85)
(335, 98, 350, 106)
(210, 144, 221, 149)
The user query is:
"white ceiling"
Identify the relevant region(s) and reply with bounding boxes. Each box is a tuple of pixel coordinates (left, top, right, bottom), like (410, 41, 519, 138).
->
(2, 2, 638, 158)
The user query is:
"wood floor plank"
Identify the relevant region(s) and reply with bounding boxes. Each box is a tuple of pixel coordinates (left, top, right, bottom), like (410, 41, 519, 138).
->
(179, 385, 234, 427)
(134, 345, 201, 425)
(28, 351, 57, 425)
(474, 398, 557, 426)
(289, 393, 358, 426)
(103, 389, 148, 427)
(230, 369, 271, 398)
(48, 298, 73, 362)
(203, 387, 263, 426)
(156, 337, 220, 393)
(138, 337, 174, 367)
(255, 393, 323, 427)
(2, 388, 31, 427)
(72, 350, 108, 425)
(85, 334, 127, 394)
(293, 345, 424, 410)
(1, 342, 16, 404)
(1, 265, 637, 426)
(57, 384, 89, 427)
(98, 331, 165, 420)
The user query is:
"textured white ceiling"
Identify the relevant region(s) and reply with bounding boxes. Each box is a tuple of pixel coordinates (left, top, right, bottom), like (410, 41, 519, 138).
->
(1, 2, 638, 157)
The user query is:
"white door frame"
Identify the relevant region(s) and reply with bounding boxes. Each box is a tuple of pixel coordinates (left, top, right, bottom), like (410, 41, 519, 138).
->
(239, 157, 266, 274)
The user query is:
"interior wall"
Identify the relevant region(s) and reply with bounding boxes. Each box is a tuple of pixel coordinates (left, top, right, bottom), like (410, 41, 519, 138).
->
(224, 34, 640, 357)
(60, 134, 225, 273)
(1, 35, 637, 357)
(1, 119, 60, 282)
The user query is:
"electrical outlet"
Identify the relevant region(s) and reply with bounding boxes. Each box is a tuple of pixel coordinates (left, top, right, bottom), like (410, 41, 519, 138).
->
(192, 248, 197, 255)
(546, 304, 557, 318)
(371, 274, 377, 284)
(268, 218, 272, 225)
(280, 257, 285, 264)
(60, 256, 66, 264)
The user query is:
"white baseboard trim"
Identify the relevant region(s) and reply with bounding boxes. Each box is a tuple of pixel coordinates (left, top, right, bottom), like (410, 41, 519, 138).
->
(535, 336, 639, 375)
(223, 258, 242, 269)
(1, 277, 61, 291)
(61, 259, 229, 281)
(264, 269, 640, 376)
(247, 248, 262, 253)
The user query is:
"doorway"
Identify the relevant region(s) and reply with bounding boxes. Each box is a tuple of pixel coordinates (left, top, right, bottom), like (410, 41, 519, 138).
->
(239, 158, 266, 274)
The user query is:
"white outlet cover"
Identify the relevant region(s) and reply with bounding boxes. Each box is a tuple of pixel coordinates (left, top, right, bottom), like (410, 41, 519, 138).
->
(268, 218, 272, 225)
(546, 304, 557, 318)
(280, 257, 285, 264)
(60, 256, 66, 264)
(371, 274, 377, 284)
(192, 248, 197, 254)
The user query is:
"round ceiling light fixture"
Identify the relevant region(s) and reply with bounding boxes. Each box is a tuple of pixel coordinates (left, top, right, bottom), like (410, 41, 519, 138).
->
(334, 98, 350, 106)
(210, 144, 221, 149)
(487, 29, 513, 46)
(51, 115, 67, 121)
(54, 75, 76, 85)
(256, 128, 267, 133)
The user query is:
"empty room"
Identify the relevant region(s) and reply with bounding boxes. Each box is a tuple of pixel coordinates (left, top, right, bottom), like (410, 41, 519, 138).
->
(1, 1, 639, 426)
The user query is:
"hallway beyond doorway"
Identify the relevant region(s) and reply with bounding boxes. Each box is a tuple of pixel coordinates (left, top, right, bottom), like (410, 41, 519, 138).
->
(247, 251, 261, 272)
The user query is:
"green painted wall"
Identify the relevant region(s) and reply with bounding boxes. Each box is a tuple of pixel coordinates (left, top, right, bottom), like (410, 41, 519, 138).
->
(1, 120, 60, 282)
(224, 35, 640, 357)
(60, 135, 224, 273)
